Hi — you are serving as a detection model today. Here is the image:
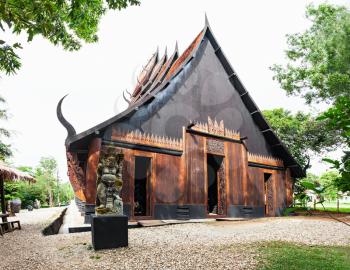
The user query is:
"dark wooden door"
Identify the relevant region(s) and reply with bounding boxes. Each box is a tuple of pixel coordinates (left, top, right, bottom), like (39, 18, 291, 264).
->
(133, 156, 152, 217)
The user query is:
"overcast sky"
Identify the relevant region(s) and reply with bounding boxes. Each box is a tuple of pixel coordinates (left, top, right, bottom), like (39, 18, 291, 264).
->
(0, 0, 348, 181)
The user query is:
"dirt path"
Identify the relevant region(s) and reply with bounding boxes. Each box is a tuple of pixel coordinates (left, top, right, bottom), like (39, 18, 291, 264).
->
(1, 210, 349, 270)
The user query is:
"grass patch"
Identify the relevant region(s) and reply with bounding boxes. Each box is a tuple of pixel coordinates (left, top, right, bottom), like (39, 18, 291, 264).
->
(307, 202, 350, 213)
(315, 206, 350, 213)
(258, 242, 350, 270)
(290, 206, 350, 214)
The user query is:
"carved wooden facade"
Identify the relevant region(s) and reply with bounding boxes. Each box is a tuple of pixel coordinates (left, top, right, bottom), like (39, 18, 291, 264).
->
(59, 18, 303, 222)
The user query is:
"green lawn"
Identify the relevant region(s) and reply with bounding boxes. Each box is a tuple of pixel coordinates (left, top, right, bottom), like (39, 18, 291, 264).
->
(306, 202, 350, 213)
(257, 242, 350, 270)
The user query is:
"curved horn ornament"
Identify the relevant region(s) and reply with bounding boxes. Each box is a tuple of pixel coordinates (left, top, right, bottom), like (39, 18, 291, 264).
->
(125, 89, 132, 97)
(57, 95, 77, 140)
(122, 90, 131, 105)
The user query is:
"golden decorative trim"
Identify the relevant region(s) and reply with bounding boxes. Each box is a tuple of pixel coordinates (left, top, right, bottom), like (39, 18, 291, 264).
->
(112, 129, 183, 151)
(192, 116, 240, 140)
(247, 152, 284, 167)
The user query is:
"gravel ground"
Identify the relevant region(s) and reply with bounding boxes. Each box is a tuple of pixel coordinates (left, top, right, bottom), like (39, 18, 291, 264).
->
(1, 209, 350, 270)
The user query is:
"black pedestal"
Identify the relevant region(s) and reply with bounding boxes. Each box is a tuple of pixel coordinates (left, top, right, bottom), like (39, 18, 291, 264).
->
(91, 215, 128, 250)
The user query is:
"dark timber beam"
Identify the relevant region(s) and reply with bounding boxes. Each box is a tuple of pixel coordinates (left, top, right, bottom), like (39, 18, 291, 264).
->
(228, 72, 236, 79)
(215, 47, 221, 53)
(248, 162, 285, 171)
(103, 140, 183, 156)
(271, 143, 282, 148)
(186, 128, 242, 144)
(286, 164, 299, 168)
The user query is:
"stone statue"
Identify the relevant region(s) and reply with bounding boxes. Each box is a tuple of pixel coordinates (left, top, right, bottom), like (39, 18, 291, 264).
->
(95, 149, 124, 215)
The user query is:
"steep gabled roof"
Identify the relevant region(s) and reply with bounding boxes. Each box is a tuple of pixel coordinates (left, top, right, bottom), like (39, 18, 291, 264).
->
(59, 16, 305, 178)
(132, 48, 168, 103)
(131, 49, 158, 99)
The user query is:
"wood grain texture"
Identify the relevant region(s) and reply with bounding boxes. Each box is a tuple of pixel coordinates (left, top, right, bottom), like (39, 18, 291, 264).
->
(285, 169, 293, 207)
(226, 142, 246, 206)
(66, 151, 86, 202)
(247, 167, 264, 207)
(154, 154, 183, 204)
(85, 138, 102, 204)
(185, 133, 205, 204)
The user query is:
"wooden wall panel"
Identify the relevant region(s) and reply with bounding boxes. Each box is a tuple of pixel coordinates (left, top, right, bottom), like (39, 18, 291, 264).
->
(154, 154, 184, 204)
(247, 167, 264, 207)
(240, 145, 249, 206)
(121, 149, 133, 203)
(225, 142, 248, 206)
(285, 169, 293, 206)
(185, 133, 205, 204)
(272, 171, 287, 214)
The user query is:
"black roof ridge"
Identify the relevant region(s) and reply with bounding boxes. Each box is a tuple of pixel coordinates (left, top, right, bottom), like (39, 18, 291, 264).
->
(203, 23, 304, 177)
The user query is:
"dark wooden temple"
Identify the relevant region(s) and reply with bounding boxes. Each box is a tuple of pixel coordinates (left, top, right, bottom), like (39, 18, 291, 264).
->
(57, 17, 304, 223)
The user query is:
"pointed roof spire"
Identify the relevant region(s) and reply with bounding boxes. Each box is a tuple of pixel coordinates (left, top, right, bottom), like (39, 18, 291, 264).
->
(164, 46, 168, 57)
(205, 13, 210, 27)
(175, 41, 179, 53)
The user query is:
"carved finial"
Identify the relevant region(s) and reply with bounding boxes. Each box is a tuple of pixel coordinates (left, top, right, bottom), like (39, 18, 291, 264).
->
(205, 13, 210, 27)
(125, 89, 132, 97)
(175, 41, 179, 53)
(122, 90, 131, 105)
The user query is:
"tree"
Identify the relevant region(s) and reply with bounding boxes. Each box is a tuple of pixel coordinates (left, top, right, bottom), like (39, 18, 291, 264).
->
(0, 0, 140, 75)
(271, 3, 350, 190)
(271, 4, 350, 104)
(263, 108, 341, 172)
(0, 96, 12, 160)
(318, 170, 339, 201)
(36, 157, 58, 207)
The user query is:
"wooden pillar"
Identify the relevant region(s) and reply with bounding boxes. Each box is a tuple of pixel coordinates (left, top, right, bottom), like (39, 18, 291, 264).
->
(0, 176, 5, 214)
(84, 137, 102, 223)
(85, 137, 102, 204)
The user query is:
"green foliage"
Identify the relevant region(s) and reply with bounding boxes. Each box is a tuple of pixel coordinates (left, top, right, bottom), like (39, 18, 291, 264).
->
(318, 96, 350, 143)
(4, 179, 74, 208)
(263, 108, 341, 171)
(4, 182, 20, 201)
(271, 4, 350, 104)
(258, 241, 350, 270)
(320, 96, 350, 192)
(282, 207, 299, 216)
(318, 170, 340, 200)
(323, 153, 350, 193)
(272, 3, 350, 191)
(0, 0, 140, 75)
(4, 157, 74, 208)
(0, 96, 12, 161)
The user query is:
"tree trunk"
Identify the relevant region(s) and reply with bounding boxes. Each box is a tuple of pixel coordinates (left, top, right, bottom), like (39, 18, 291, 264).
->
(48, 187, 53, 207)
(337, 196, 340, 213)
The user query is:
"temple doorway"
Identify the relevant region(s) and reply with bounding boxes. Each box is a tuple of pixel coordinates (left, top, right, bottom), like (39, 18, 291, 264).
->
(207, 154, 225, 216)
(134, 156, 152, 216)
(264, 173, 273, 216)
